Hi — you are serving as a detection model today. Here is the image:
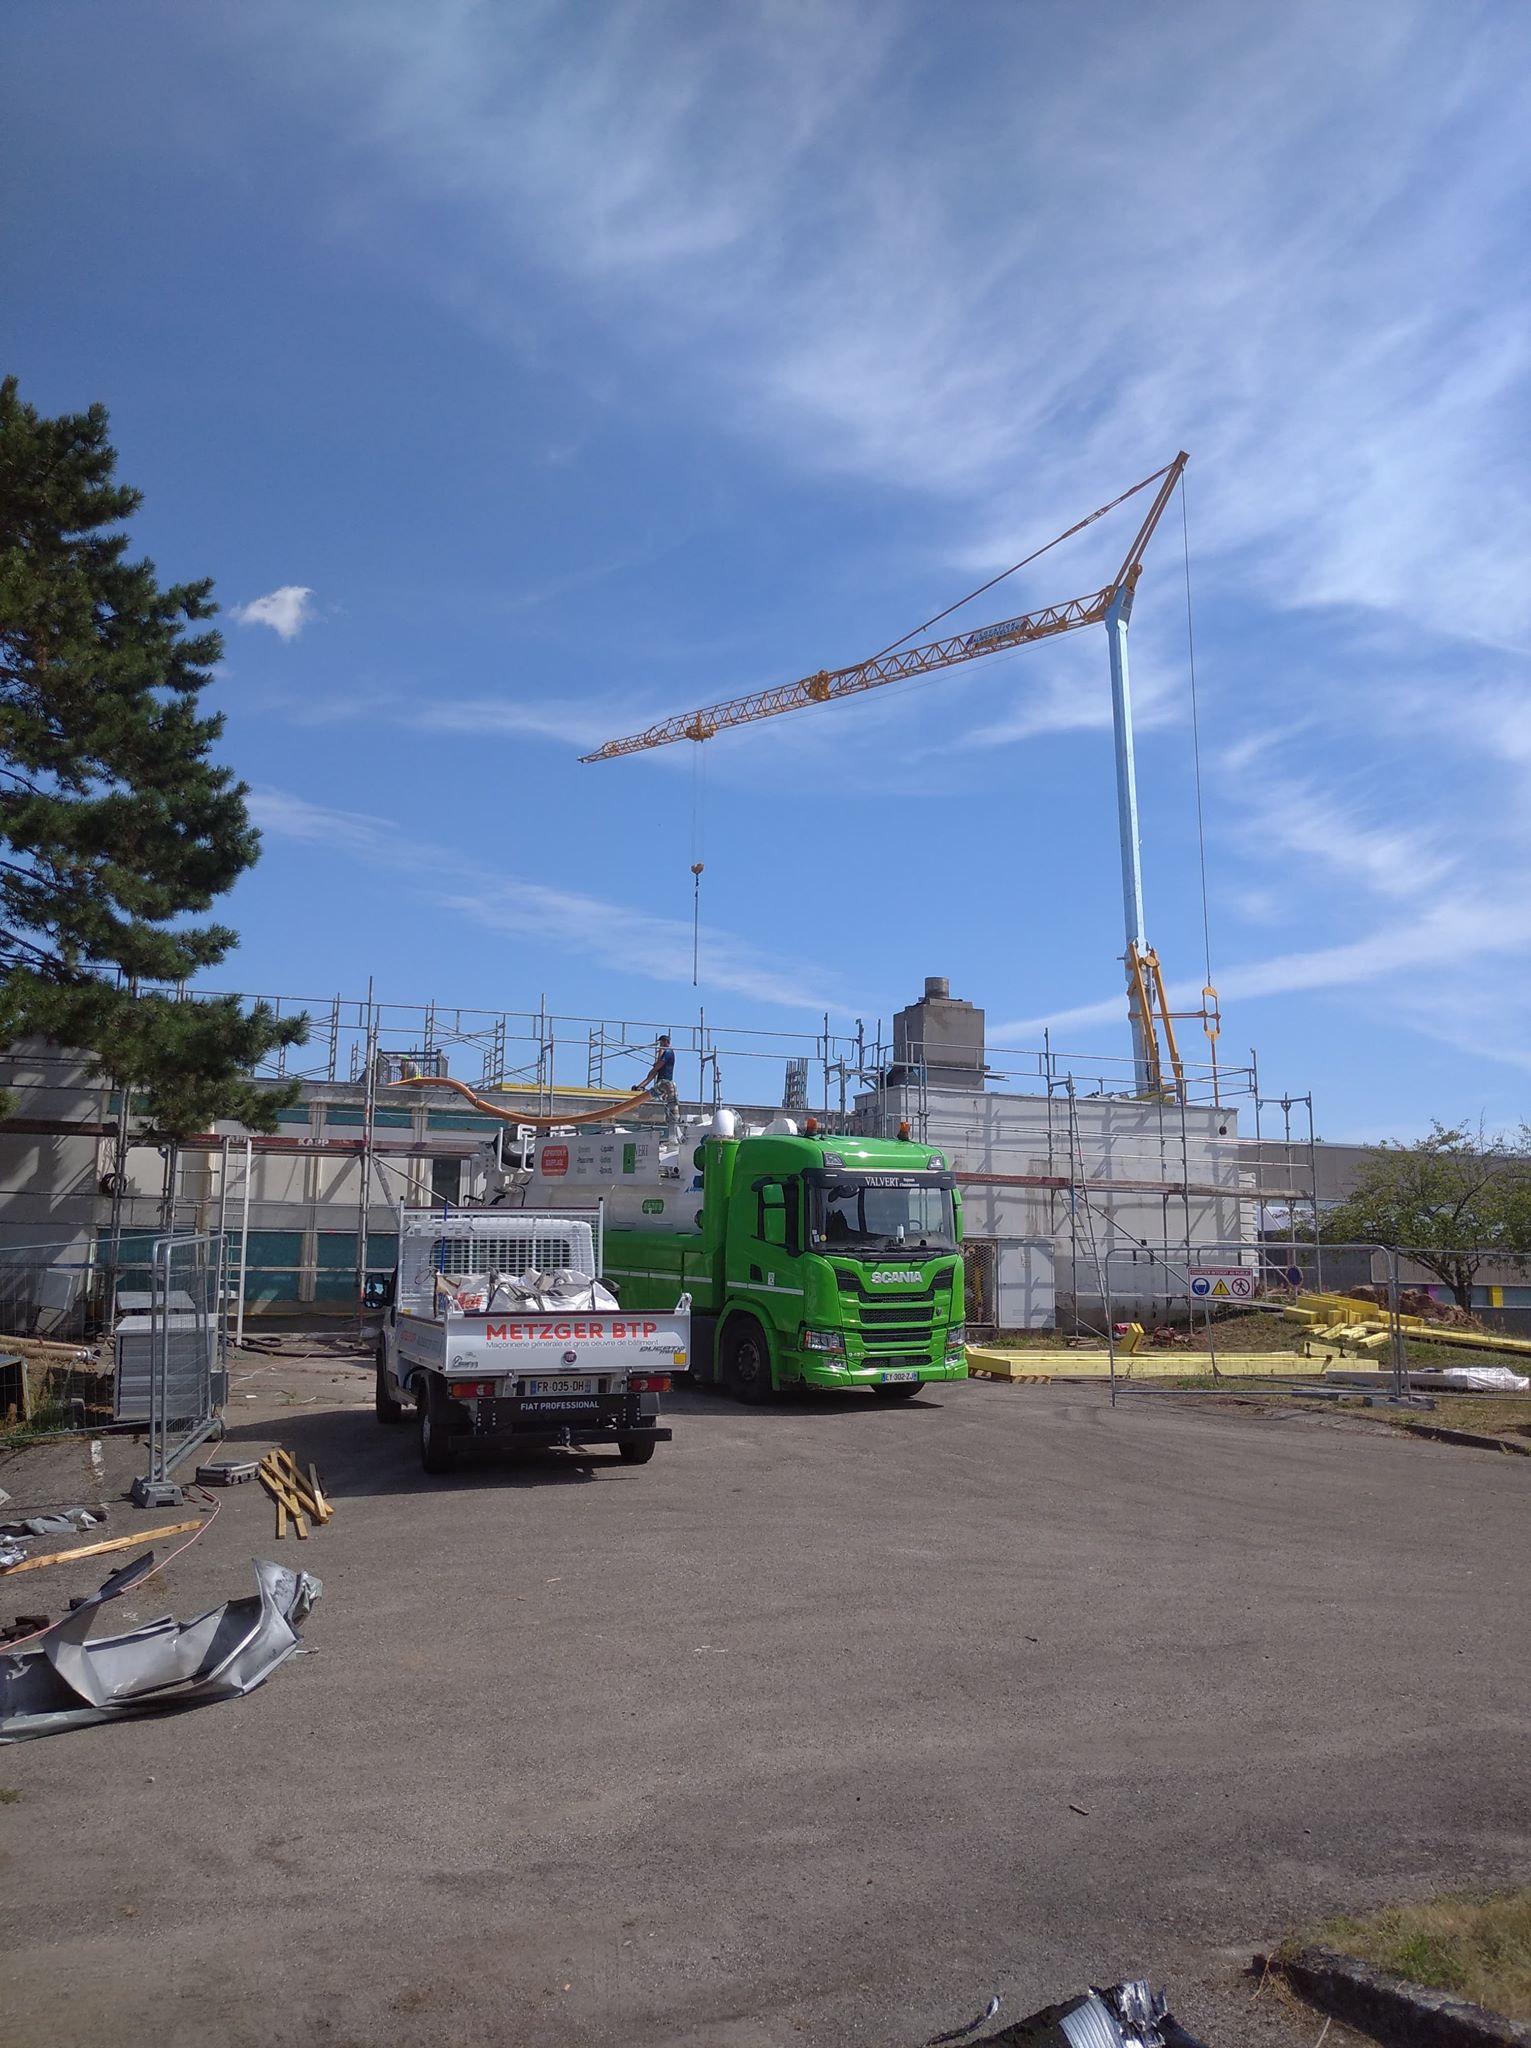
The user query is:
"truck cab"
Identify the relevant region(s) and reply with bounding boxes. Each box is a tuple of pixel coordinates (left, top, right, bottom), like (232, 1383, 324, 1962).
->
(596, 1129, 968, 1403)
(715, 1132, 966, 1399)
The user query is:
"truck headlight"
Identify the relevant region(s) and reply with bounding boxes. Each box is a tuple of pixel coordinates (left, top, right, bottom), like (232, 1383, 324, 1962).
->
(799, 1325, 845, 1354)
(945, 1326, 967, 1353)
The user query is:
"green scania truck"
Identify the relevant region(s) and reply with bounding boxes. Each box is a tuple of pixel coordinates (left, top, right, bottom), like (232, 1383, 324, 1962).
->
(518, 1121, 967, 1402)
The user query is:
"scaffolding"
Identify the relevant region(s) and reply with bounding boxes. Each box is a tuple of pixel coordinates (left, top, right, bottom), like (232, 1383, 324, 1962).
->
(0, 982, 1327, 1329)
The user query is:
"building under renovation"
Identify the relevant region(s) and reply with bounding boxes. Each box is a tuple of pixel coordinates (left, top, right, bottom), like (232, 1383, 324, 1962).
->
(0, 974, 1327, 1337)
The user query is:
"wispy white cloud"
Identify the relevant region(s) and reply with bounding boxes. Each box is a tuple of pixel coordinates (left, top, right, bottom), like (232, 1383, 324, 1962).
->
(224, 3, 1531, 1091)
(1222, 755, 1458, 907)
(411, 696, 626, 752)
(997, 839, 1531, 1072)
(247, 785, 849, 1013)
(433, 883, 842, 1014)
(230, 585, 317, 640)
(271, 3, 1531, 643)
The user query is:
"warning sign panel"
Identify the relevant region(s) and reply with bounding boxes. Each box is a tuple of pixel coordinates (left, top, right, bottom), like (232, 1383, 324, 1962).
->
(1189, 1266, 1255, 1301)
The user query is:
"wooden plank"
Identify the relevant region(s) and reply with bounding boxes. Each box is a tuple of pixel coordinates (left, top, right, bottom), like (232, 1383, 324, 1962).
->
(266, 1460, 326, 1526)
(258, 1474, 307, 1540)
(306, 1462, 333, 1522)
(258, 1460, 310, 1540)
(0, 1518, 203, 1576)
(275, 1497, 287, 1541)
(270, 1447, 331, 1523)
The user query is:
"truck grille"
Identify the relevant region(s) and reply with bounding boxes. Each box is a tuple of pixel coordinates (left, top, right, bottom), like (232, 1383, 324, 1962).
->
(862, 1326, 932, 1353)
(860, 1303, 934, 1327)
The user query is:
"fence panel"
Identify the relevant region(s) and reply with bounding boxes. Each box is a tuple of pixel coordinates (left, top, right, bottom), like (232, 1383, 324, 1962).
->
(129, 1232, 224, 1502)
(0, 1233, 226, 1469)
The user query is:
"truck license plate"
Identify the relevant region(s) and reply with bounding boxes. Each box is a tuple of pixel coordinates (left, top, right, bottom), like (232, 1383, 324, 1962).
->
(523, 1376, 594, 1397)
(880, 1369, 918, 1384)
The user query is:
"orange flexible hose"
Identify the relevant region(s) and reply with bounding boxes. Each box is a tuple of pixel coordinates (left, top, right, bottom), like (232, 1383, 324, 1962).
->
(386, 1073, 657, 1128)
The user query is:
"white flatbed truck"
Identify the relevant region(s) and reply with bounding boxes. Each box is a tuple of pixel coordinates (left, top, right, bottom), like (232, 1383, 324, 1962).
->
(374, 1207, 689, 1474)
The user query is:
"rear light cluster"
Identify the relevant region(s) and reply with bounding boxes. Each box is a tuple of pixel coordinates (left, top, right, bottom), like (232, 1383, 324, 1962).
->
(450, 1379, 496, 1399)
(629, 1374, 671, 1393)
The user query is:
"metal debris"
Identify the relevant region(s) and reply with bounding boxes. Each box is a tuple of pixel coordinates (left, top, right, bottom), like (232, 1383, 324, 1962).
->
(1001, 1979, 1207, 2047)
(0, 1508, 102, 1538)
(0, 1553, 321, 1742)
(928, 1993, 1001, 2043)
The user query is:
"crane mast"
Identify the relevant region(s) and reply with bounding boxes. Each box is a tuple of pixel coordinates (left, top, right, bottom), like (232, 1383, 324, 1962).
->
(581, 455, 1211, 1100)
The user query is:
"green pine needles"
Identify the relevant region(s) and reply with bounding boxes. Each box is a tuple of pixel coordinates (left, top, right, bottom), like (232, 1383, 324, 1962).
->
(0, 377, 305, 1135)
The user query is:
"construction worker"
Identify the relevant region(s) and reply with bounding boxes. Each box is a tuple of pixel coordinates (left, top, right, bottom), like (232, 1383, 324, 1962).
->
(642, 1034, 679, 1139)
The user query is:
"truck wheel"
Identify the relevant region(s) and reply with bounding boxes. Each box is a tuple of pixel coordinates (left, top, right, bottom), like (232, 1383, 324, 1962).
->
(871, 1381, 921, 1400)
(618, 1435, 657, 1465)
(723, 1317, 775, 1405)
(418, 1377, 457, 1474)
(375, 1346, 403, 1424)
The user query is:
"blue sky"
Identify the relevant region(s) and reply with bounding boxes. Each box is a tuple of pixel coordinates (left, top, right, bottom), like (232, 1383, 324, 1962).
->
(6, 1, 1530, 1139)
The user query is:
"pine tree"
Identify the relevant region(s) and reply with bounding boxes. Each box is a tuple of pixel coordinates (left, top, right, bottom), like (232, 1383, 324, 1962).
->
(0, 377, 304, 1135)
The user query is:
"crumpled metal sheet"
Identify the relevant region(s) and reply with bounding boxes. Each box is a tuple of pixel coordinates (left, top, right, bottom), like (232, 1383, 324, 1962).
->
(0, 1507, 102, 1537)
(0, 1554, 321, 1742)
(1003, 1981, 1206, 2048)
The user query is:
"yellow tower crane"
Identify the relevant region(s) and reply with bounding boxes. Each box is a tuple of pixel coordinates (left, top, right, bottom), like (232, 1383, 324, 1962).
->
(581, 454, 1218, 1100)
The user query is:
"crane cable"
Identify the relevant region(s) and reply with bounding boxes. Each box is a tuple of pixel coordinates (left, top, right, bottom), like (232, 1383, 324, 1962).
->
(689, 741, 705, 987)
(865, 459, 1176, 666)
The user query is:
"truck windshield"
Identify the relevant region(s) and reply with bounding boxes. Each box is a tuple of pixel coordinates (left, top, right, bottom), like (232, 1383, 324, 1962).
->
(808, 1178, 956, 1254)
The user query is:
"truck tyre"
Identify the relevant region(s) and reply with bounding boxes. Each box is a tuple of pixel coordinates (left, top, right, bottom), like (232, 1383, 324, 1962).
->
(418, 1376, 457, 1474)
(872, 1381, 921, 1401)
(375, 1345, 403, 1424)
(617, 1435, 657, 1465)
(723, 1317, 775, 1405)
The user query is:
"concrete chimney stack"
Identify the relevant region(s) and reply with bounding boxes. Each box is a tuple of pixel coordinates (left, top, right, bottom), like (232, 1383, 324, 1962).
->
(892, 977, 986, 1092)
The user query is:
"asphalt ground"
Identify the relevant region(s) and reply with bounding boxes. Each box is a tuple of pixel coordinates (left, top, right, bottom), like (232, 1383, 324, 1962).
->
(2, 1350, 1528, 2048)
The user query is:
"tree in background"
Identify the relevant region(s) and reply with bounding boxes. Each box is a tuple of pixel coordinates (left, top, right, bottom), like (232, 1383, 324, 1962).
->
(0, 377, 304, 1136)
(1322, 1122, 1531, 1309)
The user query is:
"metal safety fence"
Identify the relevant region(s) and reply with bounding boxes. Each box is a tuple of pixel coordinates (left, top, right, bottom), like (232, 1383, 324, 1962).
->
(128, 1232, 224, 1502)
(0, 1233, 227, 1471)
(1060, 1229, 1531, 1405)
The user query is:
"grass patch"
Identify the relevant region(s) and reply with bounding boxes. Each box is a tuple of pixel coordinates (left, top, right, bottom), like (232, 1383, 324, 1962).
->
(1378, 1397, 1531, 1441)
(1308, 1890, 1531, 2018)
(0, 1787, 21, 1804)
(0, 1399, 74, 1450)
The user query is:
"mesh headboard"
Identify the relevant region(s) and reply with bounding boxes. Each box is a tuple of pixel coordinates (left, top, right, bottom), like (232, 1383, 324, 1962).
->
(399, 1213, 597, 1309)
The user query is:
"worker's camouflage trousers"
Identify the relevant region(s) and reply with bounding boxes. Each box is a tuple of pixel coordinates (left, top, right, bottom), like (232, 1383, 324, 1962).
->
(651, 1080, 680, 1139)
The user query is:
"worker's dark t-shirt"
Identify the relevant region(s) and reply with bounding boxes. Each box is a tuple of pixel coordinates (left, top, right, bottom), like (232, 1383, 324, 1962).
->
(656, 1047, 675, 1083)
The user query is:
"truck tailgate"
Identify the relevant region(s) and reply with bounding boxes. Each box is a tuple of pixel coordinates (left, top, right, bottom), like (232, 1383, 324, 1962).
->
(444, 1308, 689, 1377)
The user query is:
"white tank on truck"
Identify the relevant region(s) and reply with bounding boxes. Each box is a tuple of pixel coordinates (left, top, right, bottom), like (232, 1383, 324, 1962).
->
(498, 1108, 801, 1235)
